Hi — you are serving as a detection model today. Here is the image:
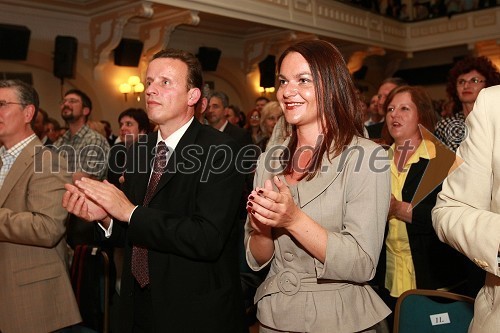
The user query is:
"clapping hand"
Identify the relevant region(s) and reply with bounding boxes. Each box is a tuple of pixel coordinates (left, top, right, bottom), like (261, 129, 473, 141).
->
(247, 176, 302, 230)
(62, 177, 136, 224)
(62, 183, 108, 222)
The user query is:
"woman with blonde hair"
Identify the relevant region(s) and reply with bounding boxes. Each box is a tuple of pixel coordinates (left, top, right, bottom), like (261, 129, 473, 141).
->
(245, 108, 264, 144)
(87, 119, 107, 138)
(257, 101, 282, 151)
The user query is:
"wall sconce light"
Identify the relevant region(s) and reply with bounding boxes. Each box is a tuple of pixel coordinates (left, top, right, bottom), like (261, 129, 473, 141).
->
(119, 75, 145, 102)
(259, 86, 275, 95)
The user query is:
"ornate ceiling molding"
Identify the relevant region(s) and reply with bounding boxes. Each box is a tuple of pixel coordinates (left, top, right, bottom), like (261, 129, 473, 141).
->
(90, 1, 154, 75)
(346, 46, 386, 74)
(242, 30, 317, 74)
(138, 9, 200, 70)
(475, 39, 500, 69)
(408, 9, 499, 51)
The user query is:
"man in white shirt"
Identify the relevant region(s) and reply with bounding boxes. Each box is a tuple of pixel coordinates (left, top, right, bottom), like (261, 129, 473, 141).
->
(63, 49, 247, 333)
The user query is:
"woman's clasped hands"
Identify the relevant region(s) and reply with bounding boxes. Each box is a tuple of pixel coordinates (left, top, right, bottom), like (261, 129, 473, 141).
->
(246, 176, 302, 232)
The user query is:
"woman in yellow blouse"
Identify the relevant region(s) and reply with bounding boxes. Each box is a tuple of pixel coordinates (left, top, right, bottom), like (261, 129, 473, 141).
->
(377, 85, 468, 329)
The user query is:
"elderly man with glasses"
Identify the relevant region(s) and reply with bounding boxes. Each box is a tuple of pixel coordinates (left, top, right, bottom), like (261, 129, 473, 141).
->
(0, 80, 81, 333)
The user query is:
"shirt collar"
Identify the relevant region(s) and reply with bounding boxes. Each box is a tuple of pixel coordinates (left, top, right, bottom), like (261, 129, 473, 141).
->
(218, 120, 229, 132)
(390, 139, 436, 169)
(0, 134, 37, 159)
(156, 117, 194, 151)
(62, 124, 90, 141)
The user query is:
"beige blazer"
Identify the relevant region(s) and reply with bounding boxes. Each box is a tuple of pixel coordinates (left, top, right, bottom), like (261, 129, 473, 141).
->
(245, 136, 391, 332)
(0, 138, 81, 333)
(433, 85, 500, 333)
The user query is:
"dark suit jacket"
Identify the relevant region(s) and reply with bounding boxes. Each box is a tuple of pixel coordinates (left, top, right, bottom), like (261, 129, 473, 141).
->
(107, 134, 118, 147)
(366, 121, 384, 139)
(108, 120, 247, 333)
(107, 142, 127, 188)
(222, 122, 253, 150)
(222, 122, 256, 218)
(42, 136, 53, 146)
(377, 158, 467, 291)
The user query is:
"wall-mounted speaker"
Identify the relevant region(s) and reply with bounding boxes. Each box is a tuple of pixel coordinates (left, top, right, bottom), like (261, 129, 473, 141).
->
(0, 24, 31, 60)
(114, 38, 143, 67)
(259, 55, 276, 88)
(53, 36, 78, 79)
(197, 47, 221, 71)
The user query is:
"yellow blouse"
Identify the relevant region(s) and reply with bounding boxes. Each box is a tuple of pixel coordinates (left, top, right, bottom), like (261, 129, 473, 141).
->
(385, 139, 435, 297)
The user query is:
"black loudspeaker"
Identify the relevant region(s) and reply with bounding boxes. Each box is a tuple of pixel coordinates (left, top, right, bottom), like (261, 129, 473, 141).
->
(54, 36, 78, 79)
(0, 24, 31, 60)
(197, 47, 221, 71)
(259, 55, 276, 88)
(114, 38, 143, 67)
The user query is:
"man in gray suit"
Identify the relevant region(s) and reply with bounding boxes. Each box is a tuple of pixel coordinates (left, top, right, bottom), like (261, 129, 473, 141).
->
(0, 80, 81, 333)
(433, 85, 500, 333)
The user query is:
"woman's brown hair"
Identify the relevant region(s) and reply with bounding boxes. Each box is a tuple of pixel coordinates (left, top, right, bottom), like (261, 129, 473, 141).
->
(381, 85, 437, 146)
(279, 40, 364, 180)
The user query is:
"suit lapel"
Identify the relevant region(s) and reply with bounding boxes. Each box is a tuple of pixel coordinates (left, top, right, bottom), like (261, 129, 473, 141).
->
(273, 137, 361, 208)
(404, 158, 428, 188)
(296, 143, 349, 208)
(0, 138, 40, 207)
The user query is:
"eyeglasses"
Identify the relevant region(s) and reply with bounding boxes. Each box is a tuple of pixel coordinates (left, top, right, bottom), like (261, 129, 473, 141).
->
(59, 98, 81, 105)
(0, 101, 25, 109)
(456, 77, 486, 86)
(250, 115, 260, 120)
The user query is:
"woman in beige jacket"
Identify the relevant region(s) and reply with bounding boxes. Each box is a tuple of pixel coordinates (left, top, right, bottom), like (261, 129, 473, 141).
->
(245, 40, 391, 333)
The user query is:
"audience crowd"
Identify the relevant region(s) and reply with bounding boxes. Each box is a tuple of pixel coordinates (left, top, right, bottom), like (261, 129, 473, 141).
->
(342, 0, 498, 21)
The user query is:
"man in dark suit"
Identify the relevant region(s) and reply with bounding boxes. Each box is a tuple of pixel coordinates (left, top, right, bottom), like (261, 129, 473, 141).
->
(205, 91, 253, 148)
(205, 91, 261, 325)
(205, 90, 255, 214)
(101, 119, 118, 146)
(205, 91, 255, 199)
(63, 49, 248, 333)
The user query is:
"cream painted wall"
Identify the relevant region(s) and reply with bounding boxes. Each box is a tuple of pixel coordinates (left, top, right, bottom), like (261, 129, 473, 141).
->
(0, 58, 145, 135)
(0, 4, 271, 135)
